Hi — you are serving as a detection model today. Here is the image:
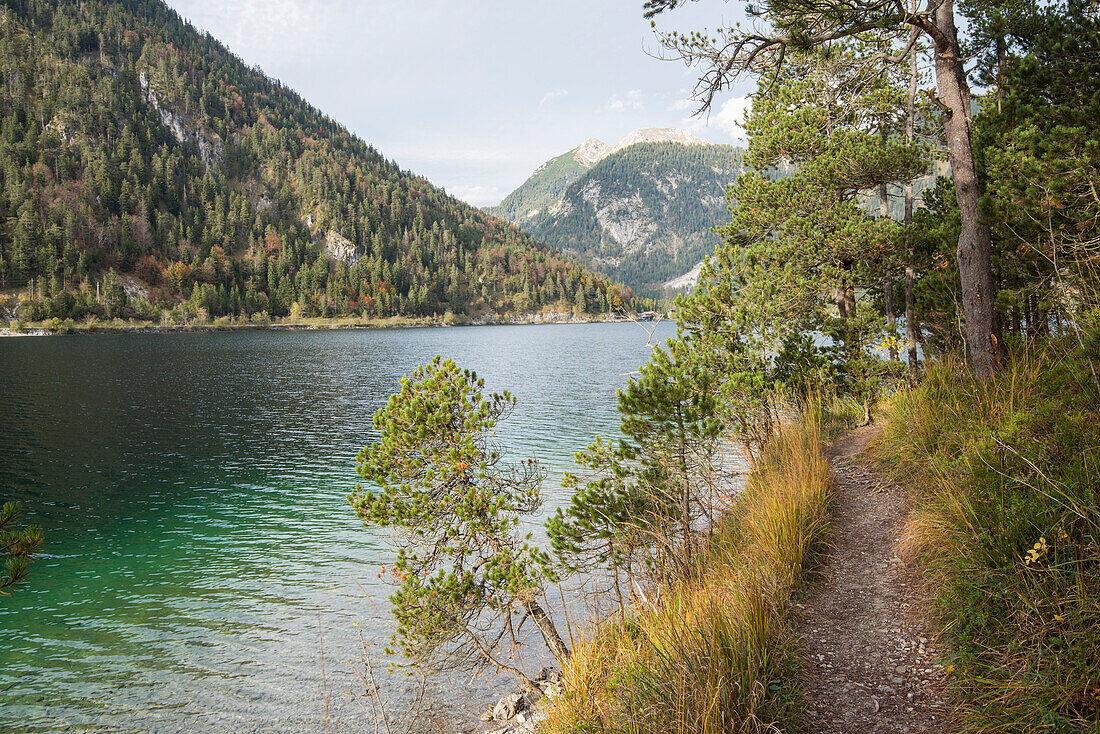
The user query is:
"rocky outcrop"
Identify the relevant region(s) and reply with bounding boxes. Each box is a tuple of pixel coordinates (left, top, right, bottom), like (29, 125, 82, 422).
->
(322, 230, 361, 265)
(609, 127, 710, 154)
(663, 260, 705, 291)
(570, 129, 710, 168)
(573, 138, 610, 166)
(138, 71, 224, 168)
(477, 668, 563, 734)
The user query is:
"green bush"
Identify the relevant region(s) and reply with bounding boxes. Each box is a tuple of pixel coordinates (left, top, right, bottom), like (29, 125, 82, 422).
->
(131, 297, 159, 321)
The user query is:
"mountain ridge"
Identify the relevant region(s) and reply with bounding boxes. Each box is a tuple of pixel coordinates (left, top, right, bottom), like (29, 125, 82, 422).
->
(0, 0, 632, 324)
(562, 127, 713, 170)
(491, 130, 742, 295)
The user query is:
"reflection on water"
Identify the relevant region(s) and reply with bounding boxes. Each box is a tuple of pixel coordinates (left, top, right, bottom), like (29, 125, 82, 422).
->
(0, 323, 673, 732)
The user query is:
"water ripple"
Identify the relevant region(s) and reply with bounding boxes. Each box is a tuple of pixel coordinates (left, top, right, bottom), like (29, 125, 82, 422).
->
(0, 323, 673, 732)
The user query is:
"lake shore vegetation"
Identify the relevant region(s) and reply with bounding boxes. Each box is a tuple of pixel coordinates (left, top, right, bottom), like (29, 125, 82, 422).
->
(350, 356, 570, 689)
(0, 301, 642, 337)
(872, 348, 1100, 730)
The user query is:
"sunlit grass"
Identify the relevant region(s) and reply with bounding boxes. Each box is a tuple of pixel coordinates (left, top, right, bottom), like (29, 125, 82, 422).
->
(543, 405, 834, 733)
(872, 347, 1100, 731)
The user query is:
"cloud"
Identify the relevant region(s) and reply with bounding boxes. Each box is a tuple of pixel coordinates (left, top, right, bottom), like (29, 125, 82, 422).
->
(607, 89, 644, 111)
(538, 89, 568, 110)
(714, 96, 753, 144)
(449, 185, 505, 208)
(668, 98, 695, 112)
(675, 95, 753, 144)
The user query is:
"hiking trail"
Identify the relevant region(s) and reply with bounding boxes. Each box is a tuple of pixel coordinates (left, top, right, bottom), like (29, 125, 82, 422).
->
(796, 424, 955, 733)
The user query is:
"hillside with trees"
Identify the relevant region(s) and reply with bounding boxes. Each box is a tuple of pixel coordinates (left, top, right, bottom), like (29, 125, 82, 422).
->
(0, 0, 632, 325)
(489, 142, 597, 226)
(527, 141, 745, 294)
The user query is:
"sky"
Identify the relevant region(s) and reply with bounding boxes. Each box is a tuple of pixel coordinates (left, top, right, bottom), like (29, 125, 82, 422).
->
(165, 0, 756, 207)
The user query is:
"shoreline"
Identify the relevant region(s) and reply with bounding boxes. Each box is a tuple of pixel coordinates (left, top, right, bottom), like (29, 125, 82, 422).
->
(0, 313, 654, 337)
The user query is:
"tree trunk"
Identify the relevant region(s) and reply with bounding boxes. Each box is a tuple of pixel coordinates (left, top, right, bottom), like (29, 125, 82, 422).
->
(676, 407, 692, 565)
(905, 25, 920, 380)
(905, 262, 919, 378)
(931, 0, 1003, 379)
(837, 278, 858, 360)
(881, 182, 899, 360)
(1035, 306, 1049, 339)
(524, 599, 570, 666)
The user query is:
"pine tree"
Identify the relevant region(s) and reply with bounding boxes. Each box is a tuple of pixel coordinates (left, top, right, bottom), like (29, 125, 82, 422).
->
(549, 337, 722, 600)
(350, 357, 569, 685)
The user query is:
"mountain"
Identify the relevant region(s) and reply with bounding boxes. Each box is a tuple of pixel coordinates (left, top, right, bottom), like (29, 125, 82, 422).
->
(491, 129, 744, 295)
(490, 143, 599, 225)
(0, 0, 631, 323)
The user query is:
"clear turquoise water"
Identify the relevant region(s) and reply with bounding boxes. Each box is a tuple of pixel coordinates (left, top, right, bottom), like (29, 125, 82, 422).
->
(0, 323, 673, 732)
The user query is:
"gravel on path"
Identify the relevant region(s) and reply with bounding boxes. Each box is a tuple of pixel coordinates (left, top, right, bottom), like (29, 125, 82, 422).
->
(797, 424, 956, 733)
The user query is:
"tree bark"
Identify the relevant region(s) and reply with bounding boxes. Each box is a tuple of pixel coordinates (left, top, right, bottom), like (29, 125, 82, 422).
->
(524, 599, 570, 666)
(837, 278, 858, 360)
(931, 0, 1003, 379)
(881, 182, 899, 360)
(905, 23, 920, 380)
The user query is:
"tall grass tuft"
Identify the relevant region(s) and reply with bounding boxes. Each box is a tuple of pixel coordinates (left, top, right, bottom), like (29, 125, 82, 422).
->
(543, 405, 834, 733)
(873, 345, 1100, 732)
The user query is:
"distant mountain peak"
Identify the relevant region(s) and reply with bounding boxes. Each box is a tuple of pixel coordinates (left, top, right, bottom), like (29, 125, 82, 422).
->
(611, 128, 711, 154)
(573, 138, 610, 166)
(571, 128, 712, 167)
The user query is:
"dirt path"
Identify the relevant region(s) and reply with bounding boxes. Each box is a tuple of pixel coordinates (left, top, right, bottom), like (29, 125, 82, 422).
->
(796, 424, 955, 733)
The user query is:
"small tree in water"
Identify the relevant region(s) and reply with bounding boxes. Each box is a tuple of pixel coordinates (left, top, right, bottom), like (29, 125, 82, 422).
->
(350, 356, 569, 687)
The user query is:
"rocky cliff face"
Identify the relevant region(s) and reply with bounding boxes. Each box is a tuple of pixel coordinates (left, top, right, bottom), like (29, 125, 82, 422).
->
(322, 230, 360, 265)
(138, 71, 224, 168)
(494, 130, 745, 295)
(574, 138, 610, 165)
(609, 127, 710, 153)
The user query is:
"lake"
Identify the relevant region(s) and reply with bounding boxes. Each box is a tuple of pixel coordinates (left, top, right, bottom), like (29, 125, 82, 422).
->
(0, 322, 674, 733)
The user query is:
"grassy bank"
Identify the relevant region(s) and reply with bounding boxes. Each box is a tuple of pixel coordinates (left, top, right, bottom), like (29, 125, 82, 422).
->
(543, 408, 835, 733)
(872, 347, 1100, 731)
(0, 313, 440, 335)
(0, 312, 620, 336)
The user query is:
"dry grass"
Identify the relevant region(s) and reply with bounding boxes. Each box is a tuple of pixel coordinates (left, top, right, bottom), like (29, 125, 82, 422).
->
(872, 349, 1100, 731)
(543, 408, 834, 734)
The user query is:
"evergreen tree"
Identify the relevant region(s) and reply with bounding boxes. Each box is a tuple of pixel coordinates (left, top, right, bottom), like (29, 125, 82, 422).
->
(350, 357, 569, 684)
(647, 0, 1005, 378)
(550, 337, 723, 601)
(0, 0, 633, 323)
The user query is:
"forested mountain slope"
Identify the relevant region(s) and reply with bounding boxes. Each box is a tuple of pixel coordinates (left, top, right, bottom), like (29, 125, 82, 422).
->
(0, 0, 629, 322)
(494, 133, 745, 295)
(489, 139, 606, 225)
